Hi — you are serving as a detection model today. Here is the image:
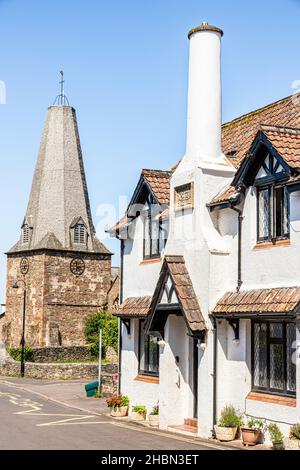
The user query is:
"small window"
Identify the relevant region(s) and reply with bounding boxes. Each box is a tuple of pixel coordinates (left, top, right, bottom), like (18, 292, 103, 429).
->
(143, 195, 166, 259)
(252, 321, 296, 396)
(22, 224, 30, 244)
(138, 320, 159, 376)
(257, 185, 289, 243)
(74, 224, 86, 245)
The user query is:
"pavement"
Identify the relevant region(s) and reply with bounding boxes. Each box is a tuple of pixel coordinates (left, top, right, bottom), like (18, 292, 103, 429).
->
(0, 377, 238, 450)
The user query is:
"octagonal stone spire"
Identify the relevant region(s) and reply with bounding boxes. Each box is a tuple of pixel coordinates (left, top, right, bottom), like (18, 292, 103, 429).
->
(9, 105, 110, 255)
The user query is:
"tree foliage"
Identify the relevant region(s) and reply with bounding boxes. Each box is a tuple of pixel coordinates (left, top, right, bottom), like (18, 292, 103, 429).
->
(84, 309, 118, 358)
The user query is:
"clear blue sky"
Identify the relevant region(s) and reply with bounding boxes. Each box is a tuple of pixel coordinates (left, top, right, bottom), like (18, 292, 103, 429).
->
(0, 0, 300, 303)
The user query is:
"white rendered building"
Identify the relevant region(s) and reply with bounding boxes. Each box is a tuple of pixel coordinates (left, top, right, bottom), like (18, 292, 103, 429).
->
(109, 22, 300, 440)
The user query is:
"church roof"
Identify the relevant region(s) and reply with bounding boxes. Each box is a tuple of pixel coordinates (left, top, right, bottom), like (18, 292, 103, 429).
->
(9, 105, 111, 255)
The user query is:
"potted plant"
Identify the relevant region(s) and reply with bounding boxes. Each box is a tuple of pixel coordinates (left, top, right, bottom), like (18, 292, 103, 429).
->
(214, 404, 242, 442)
(268, 423, 284, 450)
(131, 405, 147, 421)
(241, 417, 266, 446)
(106, 393, 129, 417)
(284, 423, 300, 450)
(149, 405, 159, 427)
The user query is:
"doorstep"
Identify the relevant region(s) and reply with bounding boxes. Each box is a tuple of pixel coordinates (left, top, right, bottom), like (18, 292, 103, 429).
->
(168, 424, 198, 438)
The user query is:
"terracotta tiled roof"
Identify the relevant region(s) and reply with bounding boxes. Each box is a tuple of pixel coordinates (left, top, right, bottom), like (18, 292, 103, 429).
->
(142, 169, 172, 205)
(208, 185, 239, 206)
(223, 94, 300, 168)
(261, 125, 300, 169)
(114, 296, 152, 318)
(213, 286, 300, 316)
(148, 255, 206, 333)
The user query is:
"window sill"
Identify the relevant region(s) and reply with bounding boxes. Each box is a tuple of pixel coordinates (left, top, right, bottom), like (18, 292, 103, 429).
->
(253, 239, 290, 250)
(134, 374, 159, 384)
(140, 258, 161, 265)
(247, 391, 296, 407)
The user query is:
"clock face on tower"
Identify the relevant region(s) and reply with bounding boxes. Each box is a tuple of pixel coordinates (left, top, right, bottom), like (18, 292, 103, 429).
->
(20, 257, 29, 275)
(70, 257, 85, 276)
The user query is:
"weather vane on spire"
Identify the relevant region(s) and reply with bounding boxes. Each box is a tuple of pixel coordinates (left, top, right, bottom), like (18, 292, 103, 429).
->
(53, 70, 69, 106)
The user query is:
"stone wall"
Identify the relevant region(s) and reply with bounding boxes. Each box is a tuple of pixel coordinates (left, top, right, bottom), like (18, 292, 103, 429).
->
(2, 250, 112, 348)
(30, 346, 95, 363)
(0, 360, 118, 391)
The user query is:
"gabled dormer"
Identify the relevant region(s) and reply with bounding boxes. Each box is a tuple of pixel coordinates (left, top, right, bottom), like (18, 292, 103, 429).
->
(70, 216, 88, 246)
(21, 218, 33, 246)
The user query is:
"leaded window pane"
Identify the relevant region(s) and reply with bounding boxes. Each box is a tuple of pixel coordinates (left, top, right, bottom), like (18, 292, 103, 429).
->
(258, 188, 270, 239)
(270, 343, 284, 390)
(270, 323, 283, 339)
(139, 321, 159, 376)
(253, 323, 267, 388)
(286, 323, 296, 393)
(144, 217, 150, 257)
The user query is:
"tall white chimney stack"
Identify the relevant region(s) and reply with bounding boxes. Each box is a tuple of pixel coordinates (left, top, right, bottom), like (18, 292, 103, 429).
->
(185, 22, 224, 165)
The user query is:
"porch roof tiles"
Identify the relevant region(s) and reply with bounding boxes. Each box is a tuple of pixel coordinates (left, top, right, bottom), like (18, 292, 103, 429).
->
(212, 286, 300, 316)
(114, 296, 152, 318)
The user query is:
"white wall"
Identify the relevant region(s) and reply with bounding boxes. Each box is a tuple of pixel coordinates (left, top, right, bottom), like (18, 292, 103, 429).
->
(120, 319, 159, 415)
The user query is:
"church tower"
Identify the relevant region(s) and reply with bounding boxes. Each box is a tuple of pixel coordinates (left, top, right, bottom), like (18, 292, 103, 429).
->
(2, 89, 112, 347)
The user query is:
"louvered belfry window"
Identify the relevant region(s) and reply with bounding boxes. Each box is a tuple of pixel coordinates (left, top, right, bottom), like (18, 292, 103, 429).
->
(74, 224, 86, 245)
(22, 224, 30, 244)
(252, 321, 296, 396)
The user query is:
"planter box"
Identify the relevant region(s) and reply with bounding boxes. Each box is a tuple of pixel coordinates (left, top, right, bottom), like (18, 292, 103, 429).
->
(131, 411, 146, 421)
(149, 414, 159, 427)
(284, 438, 300, 450)
(241, 427, 261, 446)
(214, 425, 237, 442)
(110, 406, 128, 418)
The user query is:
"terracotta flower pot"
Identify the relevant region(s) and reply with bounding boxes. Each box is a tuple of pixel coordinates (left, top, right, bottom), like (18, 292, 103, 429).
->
(241, 427, 261, 446)
(214, 425, 237, 442)
(110, 406, 128, 417)
(131, 411, 146, 421)
(149, 414, 159, 427)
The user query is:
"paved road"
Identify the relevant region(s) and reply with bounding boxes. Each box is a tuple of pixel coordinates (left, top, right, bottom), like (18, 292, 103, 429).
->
(0, 382, 223, 450)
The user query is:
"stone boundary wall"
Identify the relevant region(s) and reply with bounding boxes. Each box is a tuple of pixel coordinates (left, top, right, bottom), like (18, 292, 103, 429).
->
(0, 361, 118, 395)
(30, 346, 95, 363)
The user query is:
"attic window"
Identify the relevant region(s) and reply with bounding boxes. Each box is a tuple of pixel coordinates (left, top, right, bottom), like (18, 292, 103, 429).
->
(22, 224, 30, 244)
(73, 224, 87, 245)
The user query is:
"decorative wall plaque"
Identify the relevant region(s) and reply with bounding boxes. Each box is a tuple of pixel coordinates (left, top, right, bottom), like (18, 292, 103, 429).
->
(20, 257, 29, 275)
(174, 182, 194, 210)
(70, 257, 85, 276)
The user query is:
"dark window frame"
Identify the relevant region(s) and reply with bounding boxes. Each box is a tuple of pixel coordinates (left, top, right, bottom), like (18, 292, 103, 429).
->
(251, 320, 296, 397)
(138, 319, 159, 377)
(256, 184, 290, 244)
(143, 195, 166, 260)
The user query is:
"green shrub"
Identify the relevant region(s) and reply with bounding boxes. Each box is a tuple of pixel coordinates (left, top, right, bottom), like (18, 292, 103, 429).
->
(218, 404, 243, 428)
(244, 417, 266, 430)
(7, 346, 33, 362)
(132, 405, 147, 416)
(84, 309, 118, 359)
(268, 423, 284, 442)
(290, 423, 300, 440)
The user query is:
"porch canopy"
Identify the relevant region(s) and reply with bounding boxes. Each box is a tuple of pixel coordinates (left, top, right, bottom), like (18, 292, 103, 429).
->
(212, 286, 300, 320)
(145, 255, 206, 339)
(114, 296, 152, 318)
